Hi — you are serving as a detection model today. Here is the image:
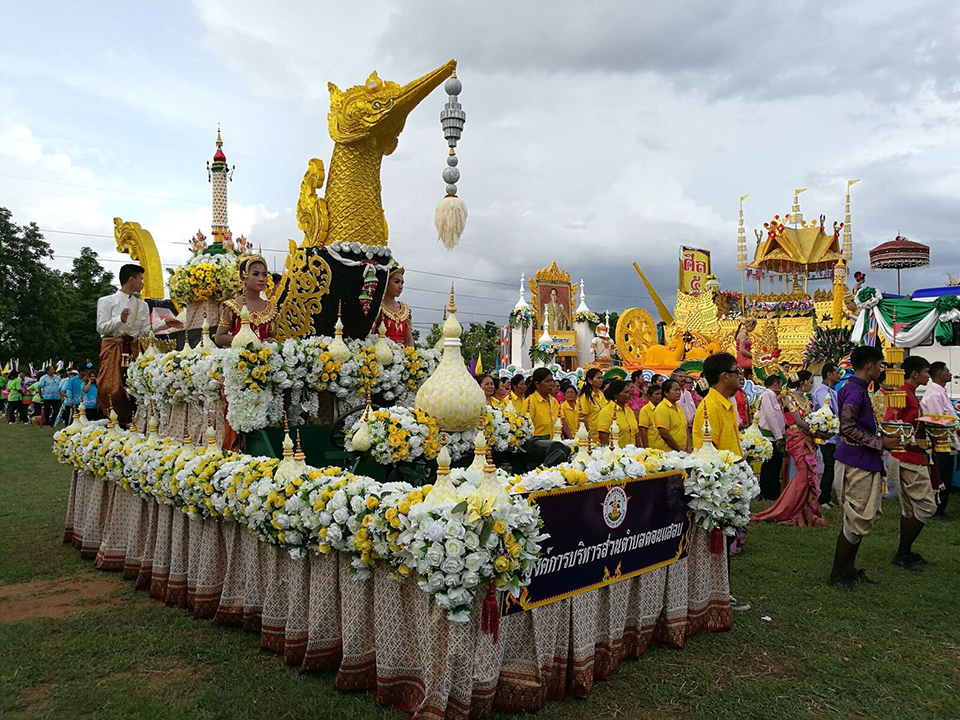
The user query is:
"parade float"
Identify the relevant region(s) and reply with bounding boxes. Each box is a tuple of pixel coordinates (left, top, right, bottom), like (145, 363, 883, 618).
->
(55, 61, 749, 719)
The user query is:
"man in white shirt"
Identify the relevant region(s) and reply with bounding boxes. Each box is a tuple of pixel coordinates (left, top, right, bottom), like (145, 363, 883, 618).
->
(96, 264, 180, 425)
(920, 360, 957, 518)
(757, 374, 786, 499)
(812, 363, 841, 507)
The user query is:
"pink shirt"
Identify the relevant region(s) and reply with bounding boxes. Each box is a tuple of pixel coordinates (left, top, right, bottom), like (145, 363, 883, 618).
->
(679, 390, 697, 427)
(757, 388, 786, 440)
(920, 381, 956, 418)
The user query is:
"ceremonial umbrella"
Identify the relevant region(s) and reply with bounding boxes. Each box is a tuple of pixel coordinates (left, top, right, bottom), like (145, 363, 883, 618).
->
(869, 234, 930, 294)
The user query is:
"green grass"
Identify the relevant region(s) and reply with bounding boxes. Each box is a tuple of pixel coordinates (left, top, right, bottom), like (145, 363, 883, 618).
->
(1, 421, 959, 719)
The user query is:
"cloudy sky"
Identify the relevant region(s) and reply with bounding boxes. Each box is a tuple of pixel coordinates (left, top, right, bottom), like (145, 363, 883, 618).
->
(2, 1, 959, 332)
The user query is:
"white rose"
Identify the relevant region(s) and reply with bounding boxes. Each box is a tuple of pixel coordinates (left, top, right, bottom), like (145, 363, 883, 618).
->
(427, 571, 445, 591)
(464, 552, 484, 572)
(326, 525, 342, 542)
(444, 538, 465, 557)
(461, 570, 480, 589)
(426, 520, 446, 542)
(424, 545, 445, 568)
(447, 586, 471, 606)
(333, 507, 349, 525)
(350, 495, 365, 513)
(441, 556, 464, 575)
(463, 532, 480, 550)
(320, 511, 332, 525)
(444, 519, 466, 539)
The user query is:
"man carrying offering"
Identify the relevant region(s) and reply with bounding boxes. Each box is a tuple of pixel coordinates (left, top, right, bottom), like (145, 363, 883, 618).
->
(920, 361, 957, 518)
(883, 355, 938, 570)
(829, 346, 899, 590)
(96, 264, 181, 426)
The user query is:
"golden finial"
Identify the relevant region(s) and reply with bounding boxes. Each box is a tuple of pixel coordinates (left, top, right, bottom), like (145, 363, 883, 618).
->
(294, 430, 306, 462)
(447, 282, 456, 314)
(281, 414, 294, 458)
(436, 432, 451, 476)
(216, 123, 223, 147)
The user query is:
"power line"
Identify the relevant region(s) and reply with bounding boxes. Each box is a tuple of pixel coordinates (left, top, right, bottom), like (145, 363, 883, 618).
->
(45, 231, 654, 304)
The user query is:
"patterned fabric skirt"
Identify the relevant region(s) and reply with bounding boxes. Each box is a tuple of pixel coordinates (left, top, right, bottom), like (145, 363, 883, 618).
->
(64, 471, 732, 720)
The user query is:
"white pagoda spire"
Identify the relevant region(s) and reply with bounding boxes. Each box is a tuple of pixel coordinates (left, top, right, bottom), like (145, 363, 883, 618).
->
(206, 125, 234, 245)
(575, 278, 590, 314)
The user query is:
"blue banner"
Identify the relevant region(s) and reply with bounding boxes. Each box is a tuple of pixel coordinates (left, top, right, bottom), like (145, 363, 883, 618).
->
(503, 471, 690, 614)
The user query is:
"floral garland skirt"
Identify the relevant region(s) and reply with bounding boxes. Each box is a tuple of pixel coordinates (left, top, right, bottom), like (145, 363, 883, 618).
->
(63, 474, 730, 720)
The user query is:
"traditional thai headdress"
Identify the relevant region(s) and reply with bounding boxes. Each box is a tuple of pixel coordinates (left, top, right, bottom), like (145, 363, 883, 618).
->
(238, 249, 267, 279)
(787, 371, 800, 384)
(388, 263, 405, 277)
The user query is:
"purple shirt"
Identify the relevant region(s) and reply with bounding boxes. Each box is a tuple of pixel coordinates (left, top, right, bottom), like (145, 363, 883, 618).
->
(834, 377, 883, 473)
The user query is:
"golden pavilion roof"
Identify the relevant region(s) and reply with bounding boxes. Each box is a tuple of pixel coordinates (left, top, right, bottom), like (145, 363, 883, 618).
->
(750, 214, 842, 275)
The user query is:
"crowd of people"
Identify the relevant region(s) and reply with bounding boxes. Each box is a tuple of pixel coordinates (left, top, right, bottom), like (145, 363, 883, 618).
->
(475, 344, 958, 595)
(2, 365, 99, 427)
(475, 365, 705, 450)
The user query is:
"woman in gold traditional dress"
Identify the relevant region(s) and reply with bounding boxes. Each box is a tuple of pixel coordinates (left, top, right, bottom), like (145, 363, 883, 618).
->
(375, 266, 413, 347)
(214, 253, 277, 348)
(215, 252, 277, 452)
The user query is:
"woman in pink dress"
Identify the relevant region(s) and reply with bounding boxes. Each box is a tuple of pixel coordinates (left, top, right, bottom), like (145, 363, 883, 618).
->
(735, 318, 757, 372)
(751, 370, 829, 527)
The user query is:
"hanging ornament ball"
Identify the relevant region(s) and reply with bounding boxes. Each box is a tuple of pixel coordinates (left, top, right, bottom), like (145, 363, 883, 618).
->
(444, 76, 463, 96)
(446, 183, 458, 196)
(446, 154, 458, 167)
(442, 166, 461, 184)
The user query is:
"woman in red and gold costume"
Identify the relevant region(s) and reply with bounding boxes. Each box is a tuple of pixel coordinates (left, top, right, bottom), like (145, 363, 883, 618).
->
(215, 252, 277, 451)
(375, 265, 413, 347)
(214, 253, 277, 348)
(735, 317, 757, 372)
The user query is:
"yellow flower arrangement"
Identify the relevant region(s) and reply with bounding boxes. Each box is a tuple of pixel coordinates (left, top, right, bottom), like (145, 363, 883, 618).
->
(168, 255, 243, 305)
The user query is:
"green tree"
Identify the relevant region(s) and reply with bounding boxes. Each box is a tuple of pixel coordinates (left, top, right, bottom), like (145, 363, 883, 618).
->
(62, 247, 115, 367)
(0, 207, 66, 363)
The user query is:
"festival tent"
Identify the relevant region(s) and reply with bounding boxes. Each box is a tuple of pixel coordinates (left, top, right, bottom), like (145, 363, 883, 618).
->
(850, 285, 960, 347)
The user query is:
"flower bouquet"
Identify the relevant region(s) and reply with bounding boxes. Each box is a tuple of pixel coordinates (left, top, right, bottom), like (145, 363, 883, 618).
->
(346, 406, 442, 465)
(739, 423, 773, 463)
(508, 306, 534, 333)
(806, 403, 839, 444)
(168, 252, 242, 306)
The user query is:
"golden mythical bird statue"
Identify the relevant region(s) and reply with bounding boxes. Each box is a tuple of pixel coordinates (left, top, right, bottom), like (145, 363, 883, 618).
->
(275, 60, 456, 340)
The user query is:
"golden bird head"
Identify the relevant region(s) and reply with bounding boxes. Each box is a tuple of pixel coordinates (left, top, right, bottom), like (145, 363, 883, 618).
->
(327, 60, 456, 152)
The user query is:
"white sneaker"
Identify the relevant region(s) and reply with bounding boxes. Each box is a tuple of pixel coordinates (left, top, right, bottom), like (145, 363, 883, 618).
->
(730, 596, 751, 611)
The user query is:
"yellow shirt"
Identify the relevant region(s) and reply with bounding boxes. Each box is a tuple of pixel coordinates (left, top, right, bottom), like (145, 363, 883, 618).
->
(653, 399, 686, 451)
(597, 402, 640, 448)
(508, 392, 524, 411)
(560, 400, 579, 437)
(524, 392, 560, 437)
(637, 402, 657, 429)
(488, 395, 507, 410)
(577, 393, 607, 439)
(692, 388, 743, 456)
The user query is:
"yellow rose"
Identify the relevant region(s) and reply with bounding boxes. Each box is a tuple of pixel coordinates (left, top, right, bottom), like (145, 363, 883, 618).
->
(397, 563, 412, 577)
(398, 500, 411, 515)
(492, 520, 506, 535)
(509, 544, 522, 558)
(421, 484, 433, 496)
(493, 555, 510, 573)
(355, 527, 368, 541)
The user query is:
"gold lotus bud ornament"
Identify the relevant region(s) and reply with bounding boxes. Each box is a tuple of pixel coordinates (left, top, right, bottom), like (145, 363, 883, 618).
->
(414, 284, 486, 431)
(328, 302, 351, 365)
(231, 300, 261, 348)
(374, 322, 394, 366)
(201, 312, 216, 350)
(575, 420, 590, 462)
(552, 415, 563, 442)
(349, 394, 374, 452)
(468, 429, 487, 472)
